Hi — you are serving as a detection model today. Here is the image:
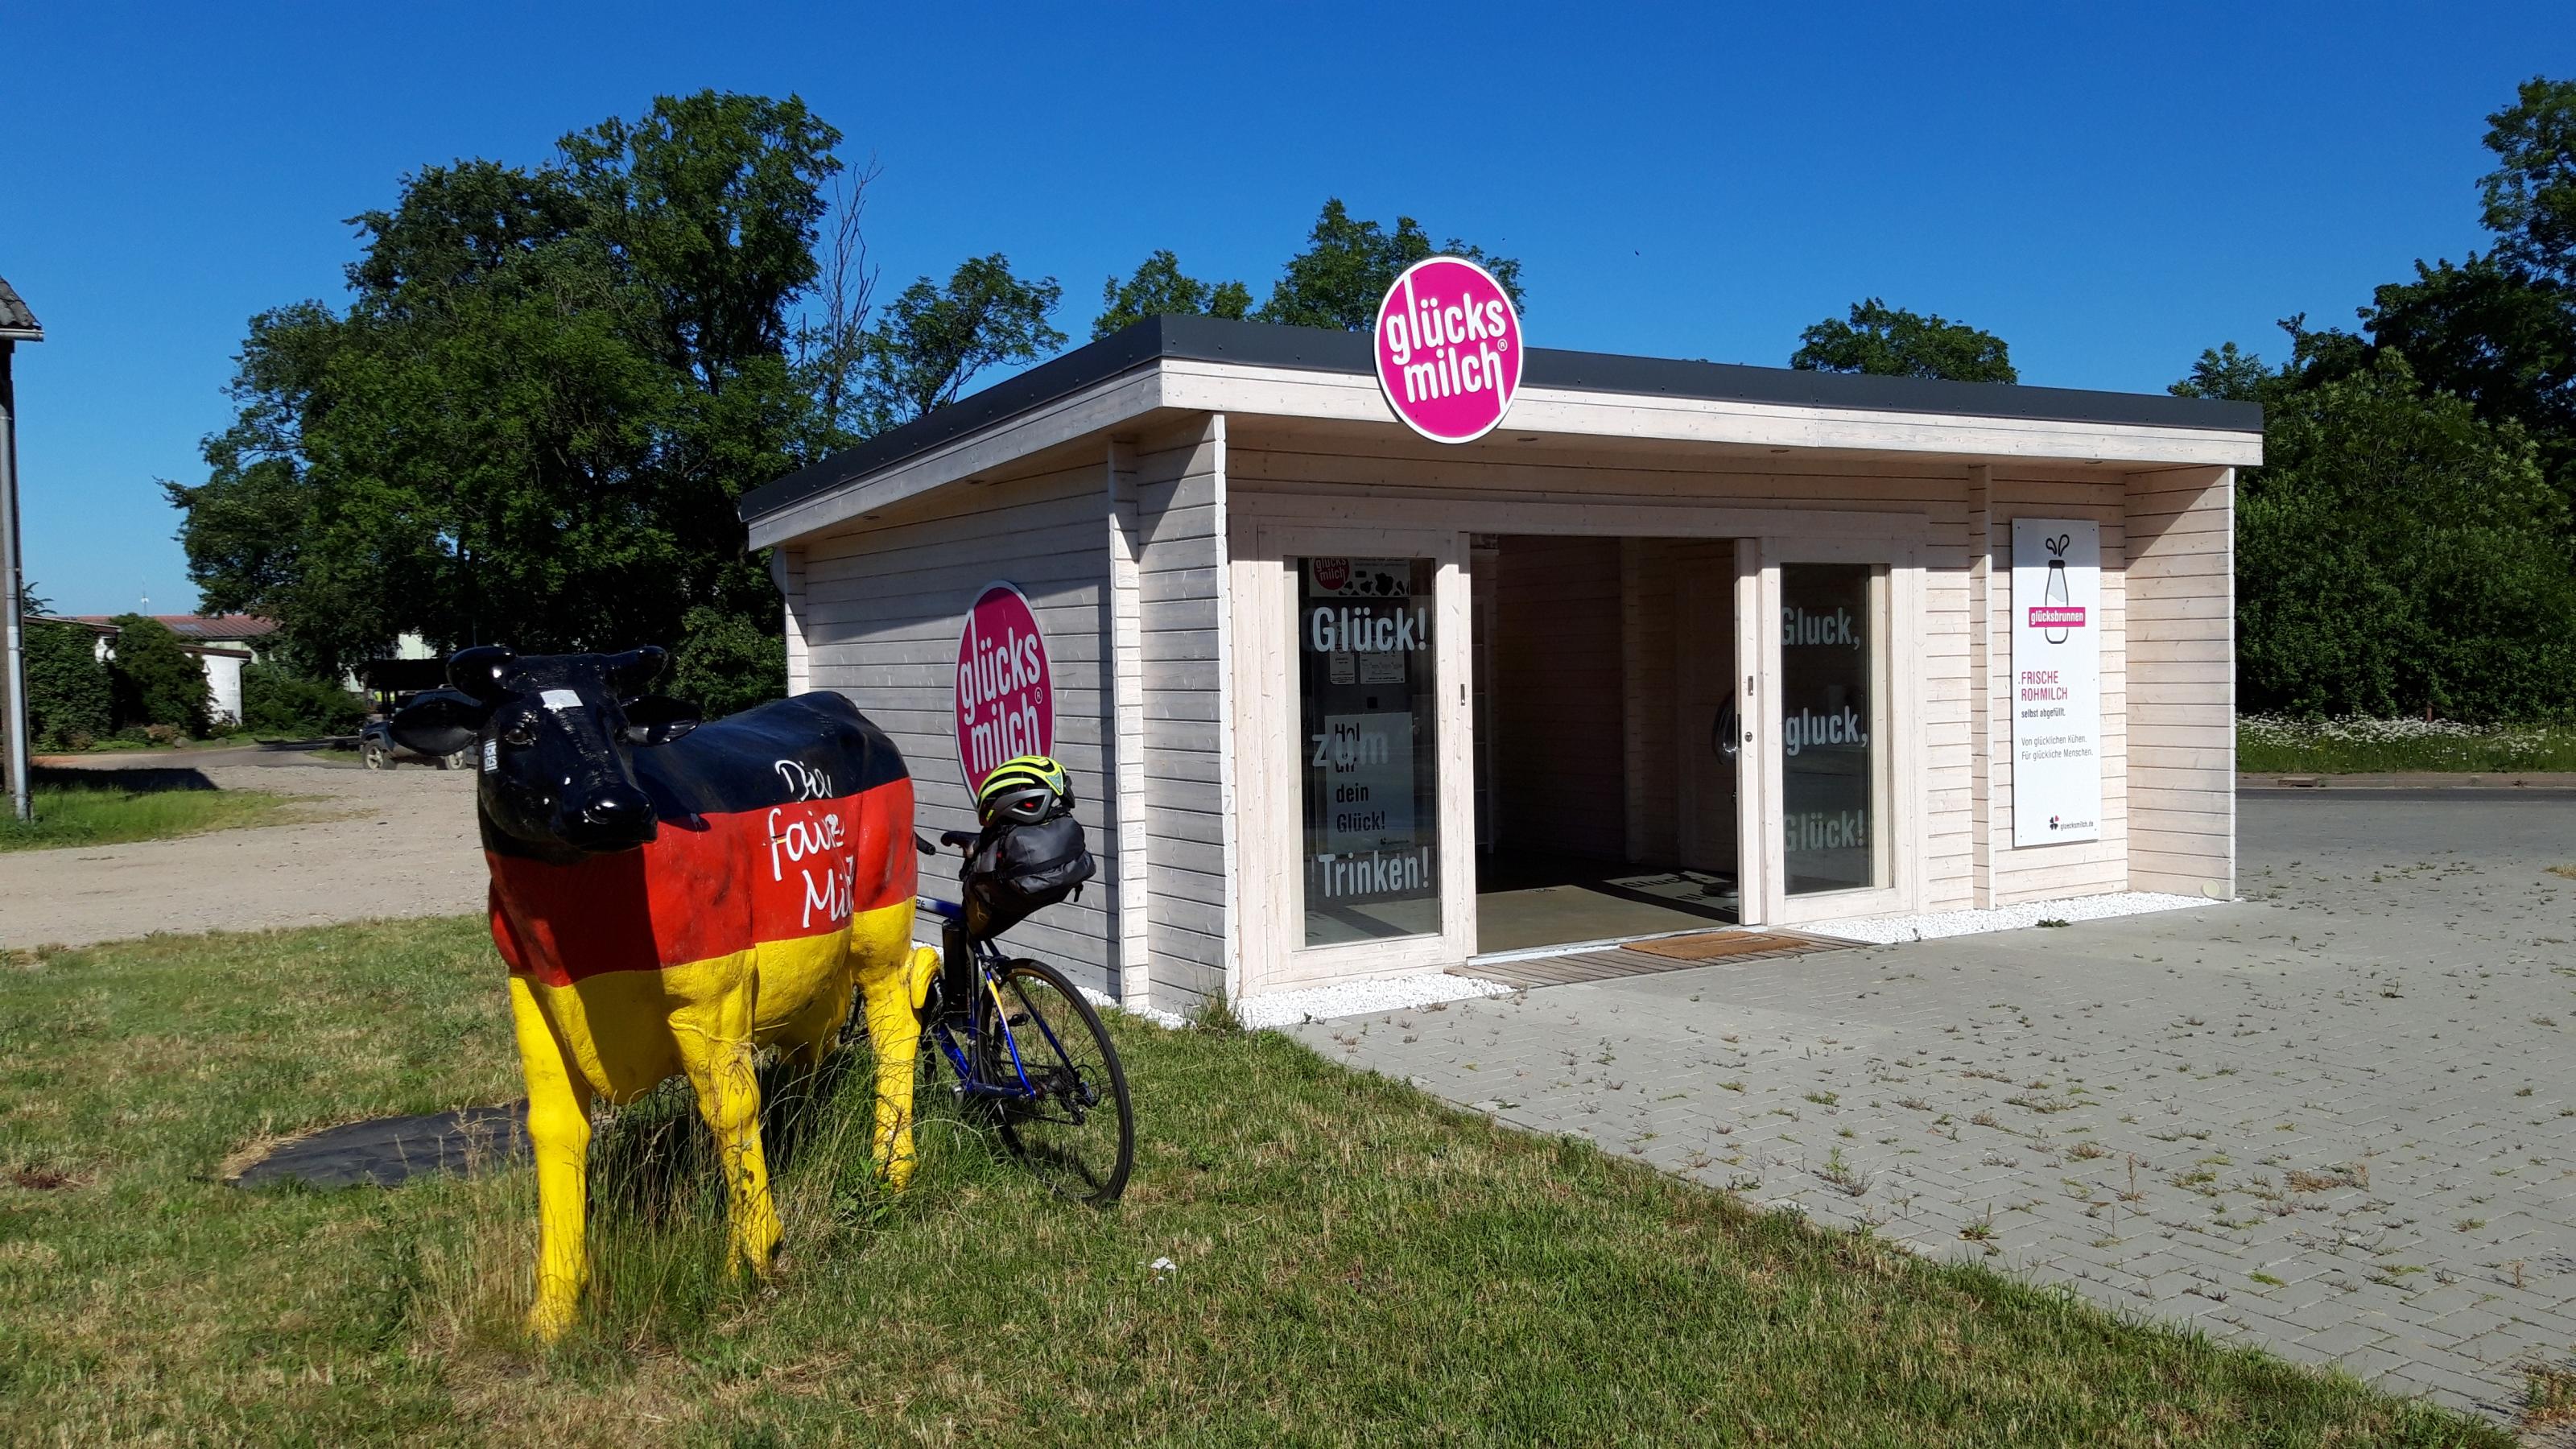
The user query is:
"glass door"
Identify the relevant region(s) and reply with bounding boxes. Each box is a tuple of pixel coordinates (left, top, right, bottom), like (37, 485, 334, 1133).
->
(1297, 556, 1444, 945)
(1233, 523, 1474, 997)
(1778, 563, 1885, 896)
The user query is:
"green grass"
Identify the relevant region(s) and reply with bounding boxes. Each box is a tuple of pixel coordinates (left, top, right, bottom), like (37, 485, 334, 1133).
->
(2239, 716, 2576, 774)
(0, 766, 300, 851)
(0, 919, 2511, 1447)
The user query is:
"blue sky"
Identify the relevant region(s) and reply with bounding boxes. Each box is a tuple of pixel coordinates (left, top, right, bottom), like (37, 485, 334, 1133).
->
(2, 2, 2564, 616)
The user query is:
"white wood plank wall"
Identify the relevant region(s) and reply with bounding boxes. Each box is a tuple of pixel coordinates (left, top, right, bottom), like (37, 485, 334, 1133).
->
(1982, 477, 2132, 906)
(1134, 418, 1232, 1013)
(777, 545, 811, 696)
(796, 462, 1117, 993)
(1227, 425, 2199, 919)
(2123, 465, 2235, 898)
(1105, 440, 1151, 1007)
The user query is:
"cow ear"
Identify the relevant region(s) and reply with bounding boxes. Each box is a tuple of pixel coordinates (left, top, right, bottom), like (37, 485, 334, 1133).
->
(390, 688, 493, 758)
(606, 646, 667, 695)
(448, 646, 518, 703)
(619, 693, 700, 746)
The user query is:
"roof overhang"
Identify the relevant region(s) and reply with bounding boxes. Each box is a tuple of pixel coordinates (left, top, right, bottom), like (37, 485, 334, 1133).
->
(744, 316, 2264, 550)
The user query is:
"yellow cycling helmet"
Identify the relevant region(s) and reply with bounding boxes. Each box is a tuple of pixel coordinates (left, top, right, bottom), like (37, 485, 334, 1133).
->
(976, 754, 1075, 828)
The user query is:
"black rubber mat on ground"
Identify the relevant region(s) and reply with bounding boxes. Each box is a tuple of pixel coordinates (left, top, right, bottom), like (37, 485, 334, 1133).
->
(229, 1104, 529, 1190)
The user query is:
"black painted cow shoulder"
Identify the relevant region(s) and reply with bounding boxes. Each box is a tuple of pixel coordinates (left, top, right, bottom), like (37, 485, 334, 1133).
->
(631, 692, 908, 824)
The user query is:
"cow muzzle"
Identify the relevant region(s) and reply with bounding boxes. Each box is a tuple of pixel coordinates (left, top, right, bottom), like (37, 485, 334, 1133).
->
(561, 782, 658, 852)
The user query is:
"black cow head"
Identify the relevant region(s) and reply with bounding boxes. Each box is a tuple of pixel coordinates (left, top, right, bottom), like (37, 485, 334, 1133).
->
(390, 645, 704, 857)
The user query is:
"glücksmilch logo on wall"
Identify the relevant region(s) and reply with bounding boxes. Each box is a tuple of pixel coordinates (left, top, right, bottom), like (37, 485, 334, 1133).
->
(2010, 518, 2101, 846)
(955, 582, 1053, 794)
(1373, 256, 1524, 444)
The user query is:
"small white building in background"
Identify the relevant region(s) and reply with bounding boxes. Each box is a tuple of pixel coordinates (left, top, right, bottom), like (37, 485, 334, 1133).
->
(51, 613, 279, 729)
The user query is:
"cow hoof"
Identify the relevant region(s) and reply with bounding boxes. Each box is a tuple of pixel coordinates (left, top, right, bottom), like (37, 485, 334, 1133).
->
(525, 1299, 578, 1343)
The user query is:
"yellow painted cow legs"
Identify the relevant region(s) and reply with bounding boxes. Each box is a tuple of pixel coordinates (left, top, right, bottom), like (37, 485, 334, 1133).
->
(510, 976, 596, 1341)
(852, 942, 936, 1188)
(679, 998, 782, 1281)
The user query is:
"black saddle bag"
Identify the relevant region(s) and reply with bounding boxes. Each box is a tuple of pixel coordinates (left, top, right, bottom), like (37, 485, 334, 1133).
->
(963, 814, 1096, 940)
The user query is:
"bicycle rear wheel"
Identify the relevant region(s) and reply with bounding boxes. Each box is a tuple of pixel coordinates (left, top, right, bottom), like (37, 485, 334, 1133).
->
(979, 957, 1133, 1205)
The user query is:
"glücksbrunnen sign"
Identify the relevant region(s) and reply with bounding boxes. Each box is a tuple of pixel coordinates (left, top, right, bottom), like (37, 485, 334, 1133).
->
(742, 268, 2258, 1017)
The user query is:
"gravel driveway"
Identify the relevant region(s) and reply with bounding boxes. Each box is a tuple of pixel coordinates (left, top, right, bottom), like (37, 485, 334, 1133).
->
(2, 749, 484, 949)
(1295, 792, 2576, 1426)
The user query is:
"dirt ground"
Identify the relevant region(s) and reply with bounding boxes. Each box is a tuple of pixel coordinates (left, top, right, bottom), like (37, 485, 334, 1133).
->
(2, 748, 485, 949)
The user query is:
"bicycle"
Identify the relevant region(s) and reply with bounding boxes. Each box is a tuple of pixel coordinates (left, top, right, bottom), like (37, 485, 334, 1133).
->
(903, 828, 1134, 1204)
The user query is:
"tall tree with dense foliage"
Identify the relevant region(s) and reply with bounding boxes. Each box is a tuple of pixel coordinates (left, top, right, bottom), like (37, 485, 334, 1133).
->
(1253, 200, 1525, 332)
(856, 254, 1064, 432)
(2280, 78, 2576, 506)
(1790, 299, 2017, 383)
(2168, 341, 2272, 402)
(167, 91, 842, 679)
(1091, 250, 1251, 339)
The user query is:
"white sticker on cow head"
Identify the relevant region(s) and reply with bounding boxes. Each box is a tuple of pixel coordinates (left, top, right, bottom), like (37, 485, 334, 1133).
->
(539, 688, 584, 712)
(481, 739, 498, 773)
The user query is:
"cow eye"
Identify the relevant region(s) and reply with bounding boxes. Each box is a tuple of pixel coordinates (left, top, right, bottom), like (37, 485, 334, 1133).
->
(501, 716, 539, 747)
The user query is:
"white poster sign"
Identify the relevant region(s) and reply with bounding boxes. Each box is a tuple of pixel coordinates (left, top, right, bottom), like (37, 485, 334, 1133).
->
(2011, 518, 2102, 846)
(1315, 712, 1416, 854)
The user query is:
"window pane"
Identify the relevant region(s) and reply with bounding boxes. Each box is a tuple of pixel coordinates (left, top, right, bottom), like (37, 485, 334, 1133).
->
(1298, 557, 1441, 945)
(1781, 564, 1876, 895)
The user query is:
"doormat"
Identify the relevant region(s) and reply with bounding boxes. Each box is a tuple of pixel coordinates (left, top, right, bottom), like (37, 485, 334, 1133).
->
(229, 1104, 529, 1191)
(1620, 931, 1840, 962)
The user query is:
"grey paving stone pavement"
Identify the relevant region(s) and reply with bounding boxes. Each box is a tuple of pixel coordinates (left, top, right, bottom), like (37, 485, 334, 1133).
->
(1291, 793, 2576, 1427)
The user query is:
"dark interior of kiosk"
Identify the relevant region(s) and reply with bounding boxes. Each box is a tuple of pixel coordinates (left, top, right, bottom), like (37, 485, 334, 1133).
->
(1471, 535, 1742, 955)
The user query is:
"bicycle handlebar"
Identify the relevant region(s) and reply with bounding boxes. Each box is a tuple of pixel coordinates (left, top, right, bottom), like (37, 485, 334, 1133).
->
(939, 828, 979, 849)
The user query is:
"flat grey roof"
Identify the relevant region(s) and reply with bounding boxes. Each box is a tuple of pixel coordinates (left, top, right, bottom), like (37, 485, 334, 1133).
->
(0, 275, 39, 340)
(741, 313, 2262, 524)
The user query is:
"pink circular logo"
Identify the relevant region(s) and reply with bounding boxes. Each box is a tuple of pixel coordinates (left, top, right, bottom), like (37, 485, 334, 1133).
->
(954, 582, 1053, 793)
(1373, 256, 1523, 444)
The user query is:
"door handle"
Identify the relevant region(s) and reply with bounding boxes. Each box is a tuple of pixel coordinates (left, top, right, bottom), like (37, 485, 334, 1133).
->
(1715, 700, 1740, 760)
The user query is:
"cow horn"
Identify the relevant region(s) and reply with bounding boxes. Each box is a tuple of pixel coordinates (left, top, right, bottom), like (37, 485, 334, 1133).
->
(606, 646, 668, 696)
(449, 645, 518, 702)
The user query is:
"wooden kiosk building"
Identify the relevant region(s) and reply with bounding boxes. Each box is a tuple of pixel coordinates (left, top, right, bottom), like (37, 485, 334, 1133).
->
(741, 316, 2261, 1016)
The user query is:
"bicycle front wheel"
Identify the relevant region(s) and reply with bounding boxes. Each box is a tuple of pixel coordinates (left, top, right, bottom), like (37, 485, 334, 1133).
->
(980, 957, 1134, 1205)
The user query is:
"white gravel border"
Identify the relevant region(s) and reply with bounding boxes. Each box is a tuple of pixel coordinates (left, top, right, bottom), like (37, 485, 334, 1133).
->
(1801, 890, 2222, 945)
(1236, 971, 1515, 1030)
(1088, 890, 2226, 1030)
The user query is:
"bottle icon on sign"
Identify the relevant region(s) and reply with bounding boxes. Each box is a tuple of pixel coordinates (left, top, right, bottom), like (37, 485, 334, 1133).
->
(2042, 534, 2072, 645)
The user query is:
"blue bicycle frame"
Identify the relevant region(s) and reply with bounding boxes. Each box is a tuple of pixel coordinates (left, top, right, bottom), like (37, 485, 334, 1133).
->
(914, 894, 1081, 1108)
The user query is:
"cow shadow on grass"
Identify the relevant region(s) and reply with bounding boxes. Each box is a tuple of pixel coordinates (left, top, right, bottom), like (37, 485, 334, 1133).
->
(31, 764, 215, 794)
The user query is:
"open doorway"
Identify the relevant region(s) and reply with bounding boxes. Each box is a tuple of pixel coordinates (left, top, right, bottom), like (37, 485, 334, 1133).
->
(1471, 535, 1742, 956)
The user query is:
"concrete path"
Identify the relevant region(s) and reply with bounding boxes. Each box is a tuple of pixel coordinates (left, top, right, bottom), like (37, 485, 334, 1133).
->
(1294, 793, 2576, 1425)
(2, 752, 483, 949)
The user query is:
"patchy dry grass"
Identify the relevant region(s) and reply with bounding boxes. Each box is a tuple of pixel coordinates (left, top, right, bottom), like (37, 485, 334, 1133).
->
(0, 766, 301, 852)
(0, 919, 2511, 1446)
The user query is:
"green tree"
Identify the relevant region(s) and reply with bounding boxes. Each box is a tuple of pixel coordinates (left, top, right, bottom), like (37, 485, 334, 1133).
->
(1252, 199, 1525, 332)
(106, 615, 212, 735)
(1092, 250, 1251, 340)
(668, 604, 787, 717)
(1790, 299, 2017, 383)
(857, 255, 1065, 432)
(2297, 79, 2576, 505)
(167, 91, 843, 676)
(23, 620, 112, 749)
(2237, 353, 2576, 718)
(2480, 75, 2576, 283)
(240, 663, 369, 737)
(2169, 341, 2273, 402)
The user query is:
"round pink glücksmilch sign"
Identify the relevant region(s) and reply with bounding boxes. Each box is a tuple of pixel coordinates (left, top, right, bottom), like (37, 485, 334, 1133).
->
(1373, 256, 1523, 444)
(954, 582, 1053, 795)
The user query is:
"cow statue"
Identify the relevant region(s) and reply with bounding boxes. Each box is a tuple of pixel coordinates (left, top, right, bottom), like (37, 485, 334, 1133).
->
(389, 644, 937, 1338)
